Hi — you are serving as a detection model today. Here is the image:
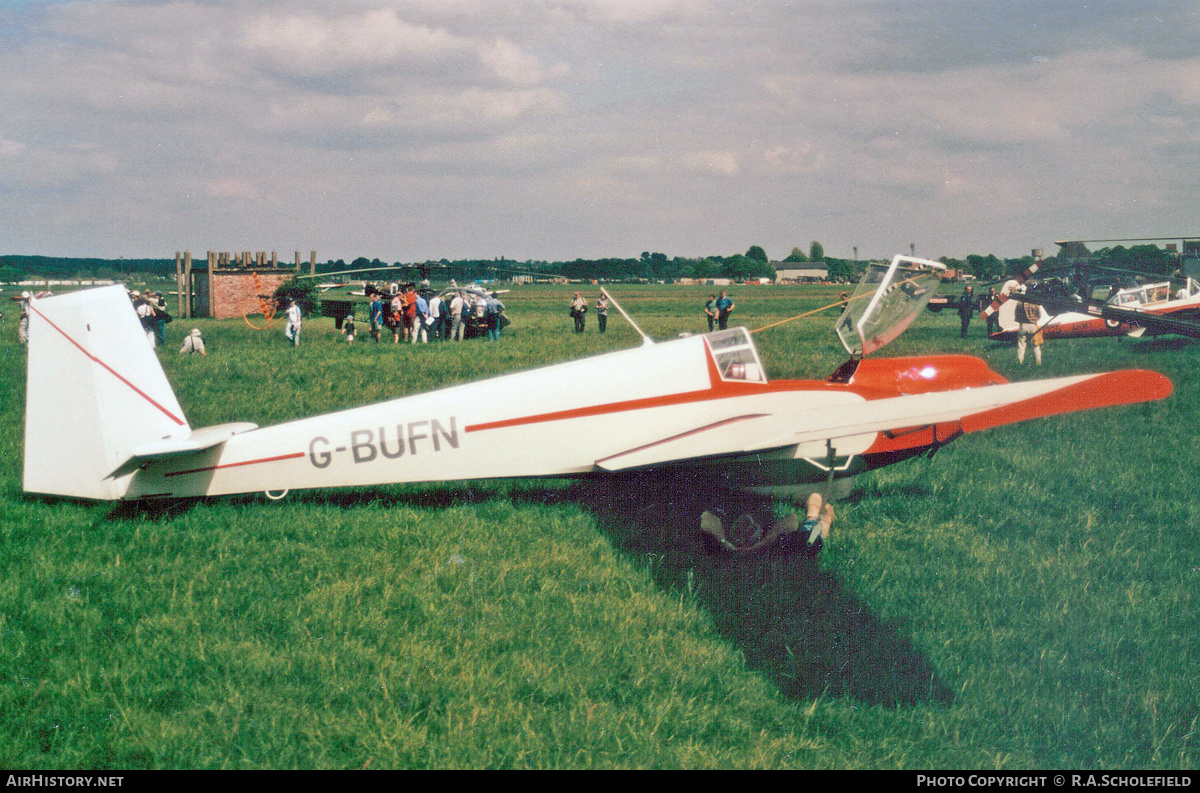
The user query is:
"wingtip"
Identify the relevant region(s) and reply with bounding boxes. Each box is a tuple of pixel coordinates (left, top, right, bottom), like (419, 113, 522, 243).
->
(1110, 369, 1173, 402)
(960, 368, 1173, 434)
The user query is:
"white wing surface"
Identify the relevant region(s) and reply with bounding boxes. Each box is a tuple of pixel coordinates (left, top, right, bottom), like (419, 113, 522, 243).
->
(596, 370, 1169, 471)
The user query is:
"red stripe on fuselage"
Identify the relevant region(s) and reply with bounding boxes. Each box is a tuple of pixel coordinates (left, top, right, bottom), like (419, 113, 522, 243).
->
(28, 303, 186, 426)
(465, 347, 1007, 435)
(595, 413, 769, 466)
(465, 337, 746, 432)
(163, 452, 305, 478)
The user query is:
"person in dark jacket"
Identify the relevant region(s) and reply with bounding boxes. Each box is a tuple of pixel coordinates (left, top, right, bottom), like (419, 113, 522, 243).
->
(957, 286, 974, 337)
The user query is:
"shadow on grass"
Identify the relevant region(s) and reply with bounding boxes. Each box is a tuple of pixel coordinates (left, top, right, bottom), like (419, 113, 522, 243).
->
(1130, 336, 1196, 352)
(97, 480, 545, 521)
(95, 477, 953, 707)
(843, 481, 935, 503)
(550, 473, 954, 708)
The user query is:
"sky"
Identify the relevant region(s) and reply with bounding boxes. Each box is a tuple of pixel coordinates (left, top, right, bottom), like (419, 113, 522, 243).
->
(1, 0, 1198, 263)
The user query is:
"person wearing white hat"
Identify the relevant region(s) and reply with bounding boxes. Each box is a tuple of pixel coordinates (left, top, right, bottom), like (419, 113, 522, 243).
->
(132, 290, 155, 346)
(179, 328, 206, 355)
(17, 291, 31, 344)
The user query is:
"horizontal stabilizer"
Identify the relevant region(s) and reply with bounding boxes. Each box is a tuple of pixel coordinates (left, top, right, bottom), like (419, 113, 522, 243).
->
(596, 369, 1171, 472)
(107, 422, 260, 479)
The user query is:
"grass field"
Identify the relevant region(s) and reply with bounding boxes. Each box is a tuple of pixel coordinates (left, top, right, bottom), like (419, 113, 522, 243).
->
(1, 283, 1196, 769)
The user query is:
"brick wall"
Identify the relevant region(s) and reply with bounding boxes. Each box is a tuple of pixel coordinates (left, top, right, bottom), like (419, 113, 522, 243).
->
(210, 271, 294, 320)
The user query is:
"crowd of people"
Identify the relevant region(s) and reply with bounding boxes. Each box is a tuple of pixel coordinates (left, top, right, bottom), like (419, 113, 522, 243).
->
(8, 278, 1063, 370)
(130, 290, 172, 347)
(347, 282, 507, 347)
(39, 281, 510, 354)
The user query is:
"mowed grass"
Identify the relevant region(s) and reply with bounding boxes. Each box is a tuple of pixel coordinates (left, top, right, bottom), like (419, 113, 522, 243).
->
(0, 283, 1196, 769)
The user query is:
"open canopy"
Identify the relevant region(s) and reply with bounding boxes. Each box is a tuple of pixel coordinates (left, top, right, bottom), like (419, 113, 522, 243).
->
(835, 255, 946, 357)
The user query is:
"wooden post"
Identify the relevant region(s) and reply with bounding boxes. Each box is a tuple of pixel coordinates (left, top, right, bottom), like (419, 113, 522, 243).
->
(271, 250, 277, 268)
(207, 250, 215, 318)
(295, 251, 301, 273)
(310, 250, 317, 276)
(175, 252, 183, 318)
(182, 251, 193, 319)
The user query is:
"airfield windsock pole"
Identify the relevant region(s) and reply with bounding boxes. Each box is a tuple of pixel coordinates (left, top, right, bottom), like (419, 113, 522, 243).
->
(600, 287, 653, 345)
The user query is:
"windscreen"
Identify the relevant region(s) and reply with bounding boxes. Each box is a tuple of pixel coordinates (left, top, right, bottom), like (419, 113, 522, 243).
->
(706, 327, 767, 382)
(835, 255, 946, 356)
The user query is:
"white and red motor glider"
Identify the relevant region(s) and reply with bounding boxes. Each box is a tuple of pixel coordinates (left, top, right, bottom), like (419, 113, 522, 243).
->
(23, 256, 1171, 504)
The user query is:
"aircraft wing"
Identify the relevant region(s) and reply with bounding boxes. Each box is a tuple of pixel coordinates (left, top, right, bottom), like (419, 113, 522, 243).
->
(595, 370, 1170, 471)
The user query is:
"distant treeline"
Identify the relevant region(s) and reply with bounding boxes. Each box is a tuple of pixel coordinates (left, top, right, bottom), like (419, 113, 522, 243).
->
(0, 243, 1185, 285)
(939, 244, 1183, 281)
(296, 251, 863, 283)
(0, 255, 174, 284)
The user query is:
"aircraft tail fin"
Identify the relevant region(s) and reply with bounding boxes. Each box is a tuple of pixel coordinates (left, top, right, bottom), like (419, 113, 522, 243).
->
(23, 285, 192, 500)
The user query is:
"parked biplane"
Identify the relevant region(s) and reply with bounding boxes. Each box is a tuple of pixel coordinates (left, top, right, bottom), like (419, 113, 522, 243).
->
(23, 256, 1171, 513)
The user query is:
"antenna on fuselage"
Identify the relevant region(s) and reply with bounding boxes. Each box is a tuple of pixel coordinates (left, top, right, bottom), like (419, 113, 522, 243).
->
(600, 287, 654, 345)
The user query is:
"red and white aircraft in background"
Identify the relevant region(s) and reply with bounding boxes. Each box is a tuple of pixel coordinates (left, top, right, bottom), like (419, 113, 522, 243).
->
(23, 256, 1171, 507)
(985, 270, 1200, 341)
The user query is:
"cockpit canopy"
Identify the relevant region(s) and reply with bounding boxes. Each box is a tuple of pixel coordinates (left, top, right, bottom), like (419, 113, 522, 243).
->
(706, 328, 767, 383)
(835, 255, 946, 357)
(1109, 282, 1171, 308)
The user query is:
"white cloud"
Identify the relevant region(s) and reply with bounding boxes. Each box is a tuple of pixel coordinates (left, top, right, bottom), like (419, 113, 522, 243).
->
(680, 151, 739, 177)
(238, 8, 470, 74)
(763, 144, 823, 175)
(559, 0, 712, 24)
(253, 86, 564, 138)
(0, 139, 118, 190)
(0, 137, 28, 157)
(203, 177, 259, 201)
(3, 0, 1200, 260)
(236, 7, 553, 89)
(477, 38, 545, 85)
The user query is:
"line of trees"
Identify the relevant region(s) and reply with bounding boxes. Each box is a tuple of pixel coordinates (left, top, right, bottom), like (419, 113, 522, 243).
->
(2, 242, 1185, 286)
(0, 255, 175, 285)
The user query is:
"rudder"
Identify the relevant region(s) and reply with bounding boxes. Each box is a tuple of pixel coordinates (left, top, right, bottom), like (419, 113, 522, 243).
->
(23, 285, 192, 500)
